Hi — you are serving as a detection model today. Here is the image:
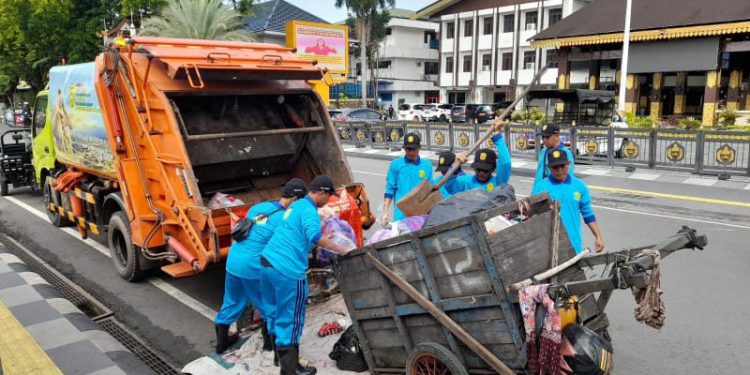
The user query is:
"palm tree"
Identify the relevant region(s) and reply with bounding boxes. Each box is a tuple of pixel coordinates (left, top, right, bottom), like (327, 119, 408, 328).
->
(335, 0, 395, 106)
(139, 0, 253, 41)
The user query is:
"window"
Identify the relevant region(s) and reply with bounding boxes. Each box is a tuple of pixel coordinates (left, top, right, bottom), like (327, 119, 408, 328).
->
(525, 11, 537, 30)
(378, 60, 391, 69)
(483, 17, 493, 35)
(463, 55, 472, 72)
(523, 51, 536, 69)
(503, 14, 514, 33)
(425, 62, 439, 75)
(446, 22, 455, 39)
(424, 31, 436, 43)
(32, 95, 48, 135)
(445, 56, 453, 73)
(464, 20, 473, 37)
(501, 53, 513, 70)
(385, 27, 392, 36)
(481, 53, 491, 71)
(546, 49, 558, 68)
(548, 8, 562, 26)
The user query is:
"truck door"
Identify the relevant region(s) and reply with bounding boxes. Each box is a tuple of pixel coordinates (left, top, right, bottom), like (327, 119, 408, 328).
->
(31, 92, 55, 185)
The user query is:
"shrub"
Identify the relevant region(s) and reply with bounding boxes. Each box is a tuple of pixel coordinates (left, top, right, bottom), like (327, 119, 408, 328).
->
(678, 117, 701, 130)
(718, 109, 738, 127)
(510, 107, 546, 125)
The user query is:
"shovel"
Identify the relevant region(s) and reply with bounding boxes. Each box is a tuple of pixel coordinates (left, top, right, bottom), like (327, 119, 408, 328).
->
(397, 66, 548, 217)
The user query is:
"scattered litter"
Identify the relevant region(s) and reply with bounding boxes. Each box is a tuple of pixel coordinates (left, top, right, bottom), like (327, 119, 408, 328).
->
(318, 217, 357, 264)
(484, 215, 518, 235)
(366, 215, 427, 245)
(318, 321, 344, 337)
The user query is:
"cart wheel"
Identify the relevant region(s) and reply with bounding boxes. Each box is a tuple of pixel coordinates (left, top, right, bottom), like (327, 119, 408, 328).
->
(406, 342, 468, 375)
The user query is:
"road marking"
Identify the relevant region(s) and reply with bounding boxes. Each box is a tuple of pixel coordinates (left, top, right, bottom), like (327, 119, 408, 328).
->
(628, 173, 661, 181)
(363, 149, 381, 154)
(580, 169, 611, 176)
(513, 193, 750, 230)
(387, 151, 402, 157)
(683, 177, 717, 186)
(588, 185, 750, 208)
(2, 196, 217, 322)
(744, 183, 750, 190)
(511, 161, 528, 168)
(353, 170, 386, 177)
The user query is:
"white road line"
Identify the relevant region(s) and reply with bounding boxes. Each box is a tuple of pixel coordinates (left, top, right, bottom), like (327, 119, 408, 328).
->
(2, 196, 217, 321)
(628, 173, 661, 181)
(513, 192, 750, 230)
(511, 161, 528, 168)
(744, 183, 750, 190)
(386, 151, 403, 157)
(683, 177, 717, 186)
(362, 149, 382, 154)
(580, 169, 611, 176)
(353, 170, 386, 177)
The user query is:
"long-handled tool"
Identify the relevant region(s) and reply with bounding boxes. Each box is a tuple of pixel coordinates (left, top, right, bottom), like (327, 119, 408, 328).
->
(397, 66, 549, 217)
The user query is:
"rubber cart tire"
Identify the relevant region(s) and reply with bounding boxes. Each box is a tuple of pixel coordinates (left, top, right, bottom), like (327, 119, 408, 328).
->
(406, 342, 469, 375)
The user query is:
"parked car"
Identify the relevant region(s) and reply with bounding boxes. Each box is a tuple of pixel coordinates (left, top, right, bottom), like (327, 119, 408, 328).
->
(434, 103, 454, 122)
(398, 103, 424, 122)
(328, 109, 342, 119)
(419, 104, 440, 121)
(331, 108, 384, 123)
(450, 104, 481, 123)
(4, 108, 28, 128)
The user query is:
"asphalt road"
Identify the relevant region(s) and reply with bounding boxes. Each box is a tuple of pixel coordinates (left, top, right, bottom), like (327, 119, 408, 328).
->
(1, 145, 749, 373)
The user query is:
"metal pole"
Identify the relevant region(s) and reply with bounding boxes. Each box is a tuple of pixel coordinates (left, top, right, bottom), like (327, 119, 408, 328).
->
(360, 19, 368, 107)
(618, 0, 633, 113)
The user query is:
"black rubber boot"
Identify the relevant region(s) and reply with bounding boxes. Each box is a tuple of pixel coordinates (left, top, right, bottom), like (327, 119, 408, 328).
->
(277, 346, 316, 375)
(272, 336, 279, 367)
(214, 323, 239, 354)
(262, 324, 273, 352)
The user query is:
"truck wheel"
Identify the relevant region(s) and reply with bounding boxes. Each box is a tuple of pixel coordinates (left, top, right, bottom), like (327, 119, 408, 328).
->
(0, 177, 8, 196)
(406, 342, 468, 375)
(108, 211, 146, 282)
(43, 179, 71, 227)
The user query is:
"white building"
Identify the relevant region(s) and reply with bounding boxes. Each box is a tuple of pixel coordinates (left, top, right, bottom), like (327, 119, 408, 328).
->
(348, 10, 440, 108)
(417, 0, 598, 104)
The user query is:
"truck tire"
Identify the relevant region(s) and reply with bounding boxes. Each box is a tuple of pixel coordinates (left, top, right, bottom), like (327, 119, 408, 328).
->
(43, 178, 71, 227)
(406, 342, 468, 375)
(108, 211, 146, 281)
(0, 176, 8, 196)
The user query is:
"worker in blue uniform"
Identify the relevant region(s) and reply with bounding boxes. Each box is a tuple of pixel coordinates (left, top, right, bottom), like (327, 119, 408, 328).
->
(532, 150, 604, 254)
(455, 118, 511, 192)
(214, 178, 308, 355)
(432, 151, 464, 197)
(533, 123, 575, 191)
(381, 132, 433, 225)
(260, 175, 354, 375)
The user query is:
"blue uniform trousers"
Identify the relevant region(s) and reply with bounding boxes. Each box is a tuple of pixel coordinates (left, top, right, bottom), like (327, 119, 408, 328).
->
(260, 265, 308, 346)
(214, 272, 264, 325)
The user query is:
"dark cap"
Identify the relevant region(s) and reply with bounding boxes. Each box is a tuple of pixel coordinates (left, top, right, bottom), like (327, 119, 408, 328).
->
(471, 148, 497, 171)
(547, 149, 571, 167)
(282, 178, 307, 199)
(310, 175, 339, 197)
(403, 132, 421, 150)
(436, 151, 456, 173)
(541, 124, 560, 137)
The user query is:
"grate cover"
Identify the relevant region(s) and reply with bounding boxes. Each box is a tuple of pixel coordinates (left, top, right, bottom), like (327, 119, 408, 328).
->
(98, 318, 180, 375)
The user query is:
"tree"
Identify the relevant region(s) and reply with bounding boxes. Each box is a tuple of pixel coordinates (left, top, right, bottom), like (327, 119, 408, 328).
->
(139, 0, 253, 41)
(346, 9, 390, 106)
(335, 0, 395, 107)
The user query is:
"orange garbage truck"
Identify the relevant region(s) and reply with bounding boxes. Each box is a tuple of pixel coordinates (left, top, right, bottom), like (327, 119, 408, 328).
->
(31, 37, 373, 281)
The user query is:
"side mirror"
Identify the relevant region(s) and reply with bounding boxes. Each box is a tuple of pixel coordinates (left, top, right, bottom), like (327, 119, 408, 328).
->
(12, 134, 23, 141)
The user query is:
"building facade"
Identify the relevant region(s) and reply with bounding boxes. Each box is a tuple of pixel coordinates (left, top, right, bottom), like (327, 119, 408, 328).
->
(244, 0, 327, 46)
(531, 0, 750, 126)
(417, 0, 592, 104)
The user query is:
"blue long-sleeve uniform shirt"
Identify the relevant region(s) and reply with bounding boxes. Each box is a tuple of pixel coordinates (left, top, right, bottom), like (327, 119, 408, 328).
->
(261, 196, 323, 280)
(226, 201, 285, 280)
(432, 170, 464, 198)
(532, 175, 596, 253)
(385, 156, 433, 220)
(456, 134, 511, 192)
(533, 144, 575, 191)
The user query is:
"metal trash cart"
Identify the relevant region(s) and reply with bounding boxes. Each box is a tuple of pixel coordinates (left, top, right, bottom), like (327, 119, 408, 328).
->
(336, 193, 706, 374)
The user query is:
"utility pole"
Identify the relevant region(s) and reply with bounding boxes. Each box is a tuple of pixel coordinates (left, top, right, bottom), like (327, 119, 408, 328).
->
(360, 19, 368, 107)
(618, 0, 632, 113)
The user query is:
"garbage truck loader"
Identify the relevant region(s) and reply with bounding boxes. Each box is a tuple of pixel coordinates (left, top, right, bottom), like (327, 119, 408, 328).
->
(31, 37, 373, 281)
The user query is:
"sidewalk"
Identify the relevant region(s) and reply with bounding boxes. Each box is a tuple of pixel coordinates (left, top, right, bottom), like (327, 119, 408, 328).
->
(344, 145, 750, 191)
(0, 244, 153, 375)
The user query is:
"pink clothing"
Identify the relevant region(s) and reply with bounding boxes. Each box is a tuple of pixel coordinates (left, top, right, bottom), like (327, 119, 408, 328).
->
(305, 45, 337, 56)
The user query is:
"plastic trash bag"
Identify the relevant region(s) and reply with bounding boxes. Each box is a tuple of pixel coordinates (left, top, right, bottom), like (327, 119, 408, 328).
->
(317, 217, 357, 264)
(365, 215, 427, 246)
(425, 185, 516, 228)
(207, 192, 244, 209)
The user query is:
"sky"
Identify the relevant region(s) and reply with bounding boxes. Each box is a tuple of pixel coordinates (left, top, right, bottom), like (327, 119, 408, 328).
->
(284, 0, 436, 23)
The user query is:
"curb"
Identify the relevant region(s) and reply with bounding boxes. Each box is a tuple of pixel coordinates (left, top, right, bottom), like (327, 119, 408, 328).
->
(0, 244, 154, 375)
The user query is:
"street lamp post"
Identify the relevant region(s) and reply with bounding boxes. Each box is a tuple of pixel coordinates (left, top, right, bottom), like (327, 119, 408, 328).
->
(618, 0, 633, 113)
